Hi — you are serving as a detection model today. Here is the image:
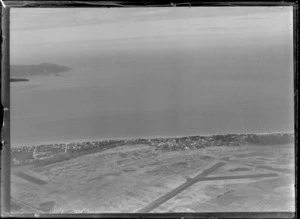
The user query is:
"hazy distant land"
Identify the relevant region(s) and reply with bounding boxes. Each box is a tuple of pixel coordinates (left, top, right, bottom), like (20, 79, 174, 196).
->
(10, 63, 71, 82)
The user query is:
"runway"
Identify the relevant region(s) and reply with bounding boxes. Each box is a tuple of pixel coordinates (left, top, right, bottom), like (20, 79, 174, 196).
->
(137, 162, 279, 213)
(14, 172, 47, 185)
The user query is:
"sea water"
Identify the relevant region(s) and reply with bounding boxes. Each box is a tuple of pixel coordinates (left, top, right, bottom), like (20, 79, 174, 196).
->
(10, 48, 294, 146)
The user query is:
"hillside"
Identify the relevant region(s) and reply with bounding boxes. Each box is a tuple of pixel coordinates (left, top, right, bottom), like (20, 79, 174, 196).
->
(11, 63, 71, 77)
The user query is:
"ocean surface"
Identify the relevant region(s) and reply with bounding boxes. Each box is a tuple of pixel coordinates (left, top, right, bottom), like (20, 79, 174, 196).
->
(10, 48, 294, 146)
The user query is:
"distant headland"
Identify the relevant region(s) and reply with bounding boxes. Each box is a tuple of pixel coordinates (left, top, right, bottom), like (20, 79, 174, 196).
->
(10, 63, 71, 82)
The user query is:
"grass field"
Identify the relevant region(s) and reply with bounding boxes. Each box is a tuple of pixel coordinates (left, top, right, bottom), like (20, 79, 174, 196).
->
(11, 143, 295, 213)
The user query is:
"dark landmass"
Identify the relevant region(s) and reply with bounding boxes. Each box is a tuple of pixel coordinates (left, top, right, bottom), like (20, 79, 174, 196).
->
(11, 63, 71, 77)
(10, 78, 30, 82)
(11, 132, 294, 167)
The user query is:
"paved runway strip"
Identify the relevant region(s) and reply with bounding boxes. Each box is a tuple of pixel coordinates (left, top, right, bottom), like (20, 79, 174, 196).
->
(189, 173, 278, 182)
(14, 172, 47, 185)
(137, 162, 226, 213)
(137, 162, 279, 213)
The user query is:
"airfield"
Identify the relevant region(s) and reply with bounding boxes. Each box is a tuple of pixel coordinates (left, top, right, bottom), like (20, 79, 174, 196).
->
(11, 143, 295, 213)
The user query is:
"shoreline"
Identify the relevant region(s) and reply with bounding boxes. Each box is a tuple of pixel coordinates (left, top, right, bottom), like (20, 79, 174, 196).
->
(11, 131, 294, 148)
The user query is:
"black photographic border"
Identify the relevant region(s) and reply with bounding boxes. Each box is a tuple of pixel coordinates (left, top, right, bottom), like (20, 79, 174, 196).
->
(1, 1, 298, 218)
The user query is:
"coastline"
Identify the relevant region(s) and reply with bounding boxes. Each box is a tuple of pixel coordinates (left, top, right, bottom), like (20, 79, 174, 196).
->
(11, 131, 294, 148)
(11, 131, 294, 168)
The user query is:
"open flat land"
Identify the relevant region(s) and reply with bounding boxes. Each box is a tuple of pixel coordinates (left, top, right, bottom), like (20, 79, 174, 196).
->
(11, 143, 295, 213)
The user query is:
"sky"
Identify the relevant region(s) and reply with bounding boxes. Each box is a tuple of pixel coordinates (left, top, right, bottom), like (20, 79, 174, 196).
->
(11, 7, 293, 65)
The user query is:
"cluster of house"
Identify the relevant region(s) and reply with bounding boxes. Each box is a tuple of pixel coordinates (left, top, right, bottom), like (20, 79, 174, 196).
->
(148, 135, 242, 151)
(11, 133, 294, 166)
